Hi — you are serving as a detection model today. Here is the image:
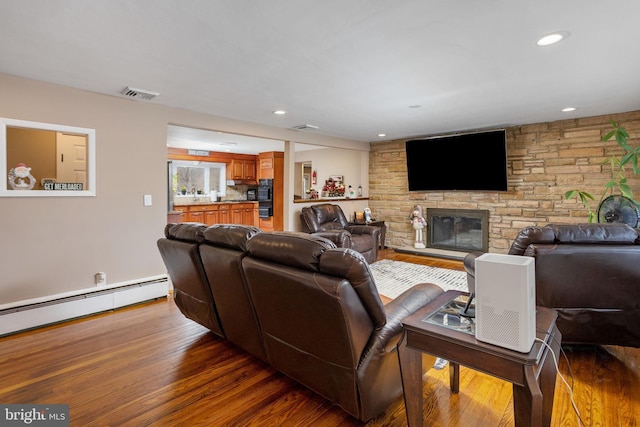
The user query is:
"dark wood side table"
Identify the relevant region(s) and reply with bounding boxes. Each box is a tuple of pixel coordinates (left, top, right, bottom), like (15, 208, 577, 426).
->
(349, 220, 386, 249)
(398, 290, 561, 427)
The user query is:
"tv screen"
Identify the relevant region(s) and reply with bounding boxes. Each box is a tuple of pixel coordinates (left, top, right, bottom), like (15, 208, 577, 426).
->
(405, 129, 508, 192)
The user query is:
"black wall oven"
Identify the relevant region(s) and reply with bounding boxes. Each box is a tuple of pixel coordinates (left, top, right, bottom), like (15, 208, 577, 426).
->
(258, 179, 273, 218)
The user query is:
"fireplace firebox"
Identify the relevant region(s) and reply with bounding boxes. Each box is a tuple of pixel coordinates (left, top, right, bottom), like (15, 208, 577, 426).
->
(426, 208, 489, 253)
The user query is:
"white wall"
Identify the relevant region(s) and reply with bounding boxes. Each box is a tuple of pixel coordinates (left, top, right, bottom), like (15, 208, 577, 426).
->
(0, 73, 368, 306)
(288, 146, 370, 230)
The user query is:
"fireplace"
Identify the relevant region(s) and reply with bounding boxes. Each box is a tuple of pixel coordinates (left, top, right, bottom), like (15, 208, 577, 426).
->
(426, 208, 489, 253)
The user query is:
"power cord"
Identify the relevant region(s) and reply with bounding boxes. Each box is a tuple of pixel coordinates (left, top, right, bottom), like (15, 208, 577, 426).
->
(535, 337, 587, 426)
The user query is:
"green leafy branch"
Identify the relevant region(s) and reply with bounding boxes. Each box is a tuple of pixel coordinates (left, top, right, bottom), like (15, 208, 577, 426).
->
(565, 120, 637, 222)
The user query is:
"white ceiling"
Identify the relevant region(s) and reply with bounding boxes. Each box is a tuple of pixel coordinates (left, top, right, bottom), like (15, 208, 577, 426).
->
(1, 1, 639, 152)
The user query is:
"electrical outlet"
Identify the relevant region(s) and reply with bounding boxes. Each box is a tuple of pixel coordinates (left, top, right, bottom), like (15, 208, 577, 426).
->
(95, 272, 107, 286)
(143, 194, 152, 206)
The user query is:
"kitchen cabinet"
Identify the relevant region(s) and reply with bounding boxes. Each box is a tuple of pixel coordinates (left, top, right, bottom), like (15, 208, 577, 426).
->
(185, 205, 215, 224)
(218, 204, 230, 224)
(231, 203, 258, 226)
(228, 158, 256, 181)
(171, 203, 256, 226)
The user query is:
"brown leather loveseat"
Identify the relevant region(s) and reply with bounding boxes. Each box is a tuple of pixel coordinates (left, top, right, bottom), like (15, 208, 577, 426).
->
(464, 223, 640, 347)
(158, 224, 444, 422)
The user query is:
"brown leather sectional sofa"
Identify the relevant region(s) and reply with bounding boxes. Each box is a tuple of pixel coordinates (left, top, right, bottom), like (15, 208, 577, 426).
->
(464, 223, 640, 348)
(158, 223, 444, 421)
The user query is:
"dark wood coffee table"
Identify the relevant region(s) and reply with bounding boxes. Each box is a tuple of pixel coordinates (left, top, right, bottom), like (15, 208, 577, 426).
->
(398, 290, 561, 427)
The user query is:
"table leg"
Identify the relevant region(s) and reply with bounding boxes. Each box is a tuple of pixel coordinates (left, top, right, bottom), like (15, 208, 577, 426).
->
(398, 334, 424, 427)
(449, 362, 460, 393)
(539, 327, 562, 426)
(513, 365, 543, 427)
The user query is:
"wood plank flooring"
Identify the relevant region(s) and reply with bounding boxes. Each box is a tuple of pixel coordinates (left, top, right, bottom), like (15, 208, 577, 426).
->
(0, 249, 638, 426)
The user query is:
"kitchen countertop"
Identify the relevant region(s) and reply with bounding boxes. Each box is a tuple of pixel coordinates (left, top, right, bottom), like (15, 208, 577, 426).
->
(173, 199, 258, 206)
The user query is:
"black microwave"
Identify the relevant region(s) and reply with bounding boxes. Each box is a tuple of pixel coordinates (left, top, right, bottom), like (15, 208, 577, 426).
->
(258, 186, 271, 201)
(247, 188, 258, 201)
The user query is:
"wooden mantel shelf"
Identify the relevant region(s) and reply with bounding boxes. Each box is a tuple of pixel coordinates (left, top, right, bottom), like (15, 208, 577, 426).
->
(293, 197, 369, 204)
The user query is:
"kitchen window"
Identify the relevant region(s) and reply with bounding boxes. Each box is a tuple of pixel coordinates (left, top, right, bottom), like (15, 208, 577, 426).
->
(171, 160, 226, 197)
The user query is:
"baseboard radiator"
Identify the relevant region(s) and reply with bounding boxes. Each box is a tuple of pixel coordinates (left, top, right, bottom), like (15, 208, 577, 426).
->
(0, 275, 169, 337)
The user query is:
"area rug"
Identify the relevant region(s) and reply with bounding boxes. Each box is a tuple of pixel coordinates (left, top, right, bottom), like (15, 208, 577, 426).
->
(369, 259, 468, 299)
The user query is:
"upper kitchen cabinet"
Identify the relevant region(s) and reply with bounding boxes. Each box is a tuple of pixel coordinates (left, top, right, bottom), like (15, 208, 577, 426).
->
(258, 151, 282, 180)
(227, 156, 256, 182)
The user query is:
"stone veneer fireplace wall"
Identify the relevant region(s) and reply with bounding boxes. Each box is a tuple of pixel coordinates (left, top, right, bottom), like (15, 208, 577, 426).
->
(367, 111, 640, 253)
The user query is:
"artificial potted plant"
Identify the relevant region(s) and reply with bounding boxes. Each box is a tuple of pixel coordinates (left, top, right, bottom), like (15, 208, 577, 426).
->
(565, 120, 638, 222)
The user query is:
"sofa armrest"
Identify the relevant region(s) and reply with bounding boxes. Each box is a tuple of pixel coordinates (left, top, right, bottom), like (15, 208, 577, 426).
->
(373, 283, 444, 353)
(311, 230, 352, 248)
(463, 251, 483, 275)
(463, 251, 483, 294)
(347, 224, 380, 239)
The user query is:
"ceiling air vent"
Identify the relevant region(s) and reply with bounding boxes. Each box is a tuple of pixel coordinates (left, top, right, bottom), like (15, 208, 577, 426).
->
(291, 124, 319, 131)
(120, 86, 160, 101)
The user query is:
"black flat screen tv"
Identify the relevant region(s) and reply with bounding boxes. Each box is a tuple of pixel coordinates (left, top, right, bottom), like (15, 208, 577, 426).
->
(405, 129, 508, 192)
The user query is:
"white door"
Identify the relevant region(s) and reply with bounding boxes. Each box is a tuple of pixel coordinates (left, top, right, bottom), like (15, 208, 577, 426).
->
(56, 132, 87, 189)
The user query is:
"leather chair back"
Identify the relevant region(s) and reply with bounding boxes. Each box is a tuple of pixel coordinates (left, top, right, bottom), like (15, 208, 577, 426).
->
(157, 223, 224, 336)
(242, 231, 389, 419)
(300, 203, 380, 263)
(198, 224, 266, 361)
(300, 203, 350, 232)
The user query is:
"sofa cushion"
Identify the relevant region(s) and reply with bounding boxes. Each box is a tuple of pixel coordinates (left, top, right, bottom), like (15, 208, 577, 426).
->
(198, 223, 261, 250)
(246, 231, 337, 271)
(164, 222, 206, 241)
(550, 223, 638, 244)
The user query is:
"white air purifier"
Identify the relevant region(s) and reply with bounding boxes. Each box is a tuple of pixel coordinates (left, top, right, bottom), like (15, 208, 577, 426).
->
(474, 253, 536, 353)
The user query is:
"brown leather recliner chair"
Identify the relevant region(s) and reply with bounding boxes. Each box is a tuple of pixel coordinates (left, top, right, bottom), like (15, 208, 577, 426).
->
(464, 223, 640, 347)
(157, 223, 224, 337)
(198, 224, 266, 361)
(300, 203, 380, 263)
(242, 231, 443, 421)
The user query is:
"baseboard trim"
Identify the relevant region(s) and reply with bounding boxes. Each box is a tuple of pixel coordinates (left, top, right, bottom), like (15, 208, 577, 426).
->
(0, 276, 169, 336)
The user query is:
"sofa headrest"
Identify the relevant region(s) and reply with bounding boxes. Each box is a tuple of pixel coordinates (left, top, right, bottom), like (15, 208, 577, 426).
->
(199, 224, 261, 251)
(318, 248, 386, 328)
(246, 231, 337, 271)
(509, 223, 639, 255)
(549, 223, 638, 244)
(164, 223, 207, 242)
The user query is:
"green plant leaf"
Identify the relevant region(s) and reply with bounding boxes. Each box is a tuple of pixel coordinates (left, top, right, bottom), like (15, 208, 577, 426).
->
(564, 190, 578, 199)
(604, 180, 618, 189)
(603, 129, 616, 142)
(579, 193, 594, 205)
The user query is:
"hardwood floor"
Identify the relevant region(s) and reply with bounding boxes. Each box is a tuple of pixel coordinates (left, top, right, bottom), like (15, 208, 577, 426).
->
(0, 249, 638, 426)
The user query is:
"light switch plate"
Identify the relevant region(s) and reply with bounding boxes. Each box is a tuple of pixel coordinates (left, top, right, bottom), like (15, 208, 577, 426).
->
(143, 194, 152, 206)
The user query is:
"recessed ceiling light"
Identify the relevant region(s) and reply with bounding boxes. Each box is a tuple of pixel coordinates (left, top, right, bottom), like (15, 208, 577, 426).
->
(273, 110, 286, 115)
(536, 31, 570, 46)
(562, 107, 577, 112)
(378, 133, 386, 137)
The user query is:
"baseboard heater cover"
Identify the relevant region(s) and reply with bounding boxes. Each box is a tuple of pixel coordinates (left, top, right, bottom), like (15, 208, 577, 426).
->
(0, 276, 169, 336)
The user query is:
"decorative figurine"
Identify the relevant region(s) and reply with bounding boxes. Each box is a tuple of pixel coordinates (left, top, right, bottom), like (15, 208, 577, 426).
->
(364, 207, 372, 223)
(410, 205, 427, 248)
(8, 163, 36, 190)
